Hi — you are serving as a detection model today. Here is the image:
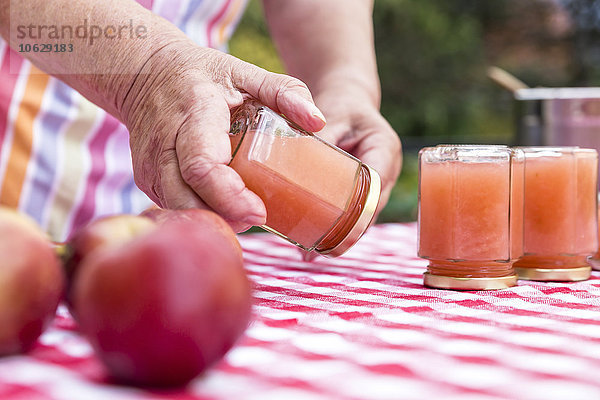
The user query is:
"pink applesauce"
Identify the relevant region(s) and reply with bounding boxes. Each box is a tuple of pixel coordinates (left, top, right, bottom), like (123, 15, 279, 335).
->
(228, 101, 380, 257)
(514, 147, 598, 280)
(592, 203, 600, 270)
(418, 146, 523, 289)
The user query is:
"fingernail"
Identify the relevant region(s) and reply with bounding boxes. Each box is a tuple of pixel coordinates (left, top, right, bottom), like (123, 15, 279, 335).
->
(283, 91, 326, 126)
(242, 214, 266, 226)
(235, 224, 253, 234)
(309, 103, 327, 125)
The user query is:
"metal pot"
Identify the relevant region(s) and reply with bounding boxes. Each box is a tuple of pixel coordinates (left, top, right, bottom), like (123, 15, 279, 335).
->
(514, 88, 600, 148)
(514, 88, 600, 181)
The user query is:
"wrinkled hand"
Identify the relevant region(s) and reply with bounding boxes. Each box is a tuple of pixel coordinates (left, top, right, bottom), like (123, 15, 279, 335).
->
(313, 90, 402, 216)
(299, 91, 401, 262)
(121, 41, 326, 232)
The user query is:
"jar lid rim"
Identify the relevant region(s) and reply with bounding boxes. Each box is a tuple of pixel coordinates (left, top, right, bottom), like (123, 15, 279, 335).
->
(423, 272, 518, 290)
(317, 164, 381, 257)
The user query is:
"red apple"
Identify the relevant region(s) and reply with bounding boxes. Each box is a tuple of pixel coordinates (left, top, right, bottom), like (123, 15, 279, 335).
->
(0, 207, 64, 355)
(73, 212, 252, 387)
(62, 214, 156, 308)
(140, 207, 244, 259)
(141, 206, 252, 233)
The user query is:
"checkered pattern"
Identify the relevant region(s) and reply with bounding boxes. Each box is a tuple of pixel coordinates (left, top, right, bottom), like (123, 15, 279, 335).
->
(1, 223, 600, 400)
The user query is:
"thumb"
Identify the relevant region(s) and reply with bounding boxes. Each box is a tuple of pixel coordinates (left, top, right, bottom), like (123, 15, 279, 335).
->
(230, 59, 326, 132)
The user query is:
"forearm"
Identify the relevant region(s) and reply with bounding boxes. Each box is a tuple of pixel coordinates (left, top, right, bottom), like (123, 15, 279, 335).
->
(0, 0, 188, 121)
(263, 0, 380, 108)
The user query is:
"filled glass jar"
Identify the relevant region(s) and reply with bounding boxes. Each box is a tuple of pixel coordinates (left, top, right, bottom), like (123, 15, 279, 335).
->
(228, 100, 381, 257)
(418, 145, 524, 290)
(590, 197, 600, 271)
(513, 147, 598, 281)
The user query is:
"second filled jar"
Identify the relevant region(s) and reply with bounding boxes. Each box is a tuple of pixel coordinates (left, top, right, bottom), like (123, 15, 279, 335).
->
(514, 146, 598, 281)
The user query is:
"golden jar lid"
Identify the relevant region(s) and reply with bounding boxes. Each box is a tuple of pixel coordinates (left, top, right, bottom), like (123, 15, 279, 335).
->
(515, 266, 591, 282)
(423, 272, 518, 290)
(318, 165, 381, 258)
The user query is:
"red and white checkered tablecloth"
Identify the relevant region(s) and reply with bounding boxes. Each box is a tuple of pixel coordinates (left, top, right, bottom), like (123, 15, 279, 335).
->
(2, 222, 600, 400)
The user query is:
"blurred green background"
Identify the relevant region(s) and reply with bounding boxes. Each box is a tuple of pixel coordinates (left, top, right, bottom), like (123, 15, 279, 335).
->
(230, 0, 600, 223)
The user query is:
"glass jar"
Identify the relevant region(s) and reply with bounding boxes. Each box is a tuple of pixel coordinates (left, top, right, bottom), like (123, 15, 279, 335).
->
(590, 198, 600, 271)
(514, 147, 598, 281)
(418, 145, 524, 290)
(228, 100, 381, 257)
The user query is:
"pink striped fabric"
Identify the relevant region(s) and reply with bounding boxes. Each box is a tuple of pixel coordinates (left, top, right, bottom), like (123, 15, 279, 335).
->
(1, 223, 600, 400)
(0, 0, 248, 241)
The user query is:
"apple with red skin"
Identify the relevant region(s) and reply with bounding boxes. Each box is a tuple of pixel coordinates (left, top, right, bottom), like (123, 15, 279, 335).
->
(62, 214, 156, 309)
(73, 212, 252, 387)
(0, 207, 64, 355)
(140, 207, 244, 259)
(141, 206, 252, 233)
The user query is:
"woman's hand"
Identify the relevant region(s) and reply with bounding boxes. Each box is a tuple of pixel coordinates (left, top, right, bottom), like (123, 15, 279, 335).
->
(1, 0, 327, 232)
(313, 88, 402, 216)
(262, 0, 401, 216)
(301, 86, 401, 262)
(121, 42, 326, 232)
